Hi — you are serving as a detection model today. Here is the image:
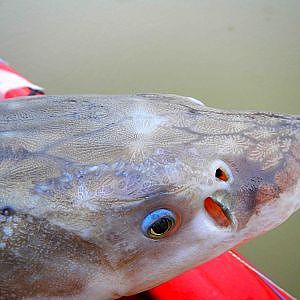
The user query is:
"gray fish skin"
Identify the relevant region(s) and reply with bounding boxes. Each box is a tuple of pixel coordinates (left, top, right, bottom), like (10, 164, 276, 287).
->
(0, 94, 299, 299)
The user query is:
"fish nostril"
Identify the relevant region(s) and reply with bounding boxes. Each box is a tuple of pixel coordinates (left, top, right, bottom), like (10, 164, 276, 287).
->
(211, 160, 234, 185)
(204, 197, 232, 228)
(215, 168, 229, 182)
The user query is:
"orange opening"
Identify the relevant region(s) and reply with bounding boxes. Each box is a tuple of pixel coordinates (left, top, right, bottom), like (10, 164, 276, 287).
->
(215, 168, 229, 182)
(204, 197, 231, 227)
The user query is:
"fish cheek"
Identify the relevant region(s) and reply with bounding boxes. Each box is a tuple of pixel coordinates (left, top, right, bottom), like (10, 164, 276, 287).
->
(98, 203, 153, 271)
(106, 191, 196, 271)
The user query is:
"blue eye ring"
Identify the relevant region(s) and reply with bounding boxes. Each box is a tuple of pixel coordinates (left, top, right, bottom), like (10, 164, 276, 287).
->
(141, 208, 178, 239)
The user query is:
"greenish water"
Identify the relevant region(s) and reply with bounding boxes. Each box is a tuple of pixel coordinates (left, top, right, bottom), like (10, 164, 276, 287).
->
(1, 0, 300, 296)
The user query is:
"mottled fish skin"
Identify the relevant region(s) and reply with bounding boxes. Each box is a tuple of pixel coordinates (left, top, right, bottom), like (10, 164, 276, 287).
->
(0, 94, 299, 299)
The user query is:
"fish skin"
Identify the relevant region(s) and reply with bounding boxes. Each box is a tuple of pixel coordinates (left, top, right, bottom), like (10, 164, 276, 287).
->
(0, 94, 299, 299)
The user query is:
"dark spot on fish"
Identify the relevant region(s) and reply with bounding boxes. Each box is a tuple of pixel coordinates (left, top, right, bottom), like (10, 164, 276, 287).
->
(0, 146, 31, 161)
(1, 206, 15, 217)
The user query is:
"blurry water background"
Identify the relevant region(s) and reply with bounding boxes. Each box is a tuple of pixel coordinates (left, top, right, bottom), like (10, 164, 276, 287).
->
(0, 0, 299, 296)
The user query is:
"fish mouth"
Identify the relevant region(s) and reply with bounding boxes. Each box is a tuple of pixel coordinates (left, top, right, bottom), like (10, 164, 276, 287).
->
(204, 196, 235, 228)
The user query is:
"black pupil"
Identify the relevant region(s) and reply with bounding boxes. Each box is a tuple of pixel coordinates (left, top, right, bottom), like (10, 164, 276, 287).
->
(151, 217, 171, 235)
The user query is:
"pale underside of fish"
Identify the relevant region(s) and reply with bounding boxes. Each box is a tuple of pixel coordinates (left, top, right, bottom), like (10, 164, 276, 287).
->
(0, 94, 299, 300)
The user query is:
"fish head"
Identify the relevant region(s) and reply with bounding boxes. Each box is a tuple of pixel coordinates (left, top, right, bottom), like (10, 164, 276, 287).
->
(1, 95, 299, 299)
(104, 109, 300, 297)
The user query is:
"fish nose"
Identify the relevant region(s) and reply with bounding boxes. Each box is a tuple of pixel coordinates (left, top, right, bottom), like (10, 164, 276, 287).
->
(202, 161, 238, 230)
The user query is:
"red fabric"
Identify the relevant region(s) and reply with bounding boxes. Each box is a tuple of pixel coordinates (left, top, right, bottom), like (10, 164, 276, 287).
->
(148, 250, 292, 300)
(2, 61, 293, 300)
(0, 60, 22, 75)
(0, 60, 44, 99)
(4, 86, 43, 99)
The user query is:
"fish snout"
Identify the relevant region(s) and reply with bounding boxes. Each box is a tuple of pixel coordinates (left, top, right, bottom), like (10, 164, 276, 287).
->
(202, 118, 300, 232)
(241, 119, 300, 231)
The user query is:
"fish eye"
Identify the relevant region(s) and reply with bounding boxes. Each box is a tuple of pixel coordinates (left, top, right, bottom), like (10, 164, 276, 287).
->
(141, 209, 178, 239)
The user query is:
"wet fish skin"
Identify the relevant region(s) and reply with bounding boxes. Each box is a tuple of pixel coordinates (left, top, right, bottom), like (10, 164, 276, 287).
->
(0, 94, 299, 299)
